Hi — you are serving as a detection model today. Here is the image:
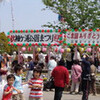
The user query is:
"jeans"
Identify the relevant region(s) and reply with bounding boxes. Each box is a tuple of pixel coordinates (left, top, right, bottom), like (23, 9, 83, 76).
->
(82, 80, 90, 100)
(54, 87, 64, 100)
(25, 71, 33, 81)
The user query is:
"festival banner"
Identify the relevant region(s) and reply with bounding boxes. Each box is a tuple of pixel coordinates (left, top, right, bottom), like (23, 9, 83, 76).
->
(7, 30, 60, 46)
(66, 31, 100, 44)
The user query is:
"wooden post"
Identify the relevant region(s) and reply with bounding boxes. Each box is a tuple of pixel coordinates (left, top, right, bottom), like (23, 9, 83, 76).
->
(74, 46, 78, 60)
(48, 46, 51, 61)
(18, 46, 20, 64)
(33, 46, 35, 62)
(92, 47, 95, 62)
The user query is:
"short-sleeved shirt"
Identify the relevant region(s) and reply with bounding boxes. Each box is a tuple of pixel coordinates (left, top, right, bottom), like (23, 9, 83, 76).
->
(29, 78, 43, 98)
(2, 84, 13, 100)
(13, 75, 23, 94)
(48, 59, 57, 71)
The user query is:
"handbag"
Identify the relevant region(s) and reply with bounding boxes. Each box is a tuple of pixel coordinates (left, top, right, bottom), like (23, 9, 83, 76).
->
(91, 73, 96, 80)
(44, 76, 55, 89)
(73, 67, 81, 82)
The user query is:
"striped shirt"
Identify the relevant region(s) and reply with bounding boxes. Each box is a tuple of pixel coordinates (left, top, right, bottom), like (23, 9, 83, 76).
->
(29, 78, 43, 98)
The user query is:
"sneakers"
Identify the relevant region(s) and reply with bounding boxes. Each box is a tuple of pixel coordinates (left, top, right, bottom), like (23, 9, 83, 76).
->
(75, 92, 79, 94)
(70, 91, 79, 95)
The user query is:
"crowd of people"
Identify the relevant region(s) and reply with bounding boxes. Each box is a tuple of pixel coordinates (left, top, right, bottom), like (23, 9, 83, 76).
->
(0, 48, 100, 100)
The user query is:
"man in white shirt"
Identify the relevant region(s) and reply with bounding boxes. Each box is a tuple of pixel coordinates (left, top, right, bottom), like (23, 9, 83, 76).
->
(38, 51, 45, 63)
(47, 56, 57, 79)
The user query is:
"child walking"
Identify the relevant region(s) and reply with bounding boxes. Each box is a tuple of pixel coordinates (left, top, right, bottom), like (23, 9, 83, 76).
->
(29, 67, 43, 100)
(2, 74, 19, 100)
(12, 64, 26, 100)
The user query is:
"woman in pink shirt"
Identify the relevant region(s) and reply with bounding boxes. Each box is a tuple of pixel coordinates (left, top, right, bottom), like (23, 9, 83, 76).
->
(70, 60, 82, 94)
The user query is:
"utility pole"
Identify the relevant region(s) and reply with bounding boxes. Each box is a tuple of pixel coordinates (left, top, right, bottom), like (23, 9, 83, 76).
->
(10, 0, 15, 30)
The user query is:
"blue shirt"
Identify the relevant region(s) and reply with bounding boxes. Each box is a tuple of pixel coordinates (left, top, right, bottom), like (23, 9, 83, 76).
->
(13, 75, 23, 94)
(28, 61, 34, 71)
(0, 55, 2, 62)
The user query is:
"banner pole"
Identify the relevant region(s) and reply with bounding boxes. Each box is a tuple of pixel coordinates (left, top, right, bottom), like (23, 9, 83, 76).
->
(48, 46, 51, 61)
(92, 47, 95, 62)
(18, 46, 20, 64)
(33, 46, 35, 62)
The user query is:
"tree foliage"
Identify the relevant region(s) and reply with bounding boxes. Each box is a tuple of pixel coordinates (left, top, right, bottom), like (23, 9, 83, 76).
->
(42, 0, 100, 29)
(0, 32, 17, 54)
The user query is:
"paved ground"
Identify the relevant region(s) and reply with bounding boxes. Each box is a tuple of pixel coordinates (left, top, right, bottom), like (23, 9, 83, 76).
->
(1, 83, 100, 100)
(43, 91, 100, 100)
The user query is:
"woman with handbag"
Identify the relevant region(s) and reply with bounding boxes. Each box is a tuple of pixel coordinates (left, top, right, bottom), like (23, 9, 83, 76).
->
(70, 60, 82, 94)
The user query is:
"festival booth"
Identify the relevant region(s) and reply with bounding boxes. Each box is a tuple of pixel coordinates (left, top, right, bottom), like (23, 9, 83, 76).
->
(58, 29, 100, 61)
(6, 28, 100, 78)
(7, 29, 61, 63)
(7, 29, 100, 69)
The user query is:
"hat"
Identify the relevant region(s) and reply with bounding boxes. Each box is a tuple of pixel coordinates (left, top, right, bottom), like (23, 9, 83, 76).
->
(82, 53, 89, 58)
(13, 51, 16, 54)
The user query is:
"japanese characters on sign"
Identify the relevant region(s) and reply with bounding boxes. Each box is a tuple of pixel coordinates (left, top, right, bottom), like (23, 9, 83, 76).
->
(10, 33, 59, 44)
(66, 31, 100, 44)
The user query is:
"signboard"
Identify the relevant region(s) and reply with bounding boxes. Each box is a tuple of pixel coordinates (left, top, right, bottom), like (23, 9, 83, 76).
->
(66, 31, 100, 44)
(8, 30, 60, 46)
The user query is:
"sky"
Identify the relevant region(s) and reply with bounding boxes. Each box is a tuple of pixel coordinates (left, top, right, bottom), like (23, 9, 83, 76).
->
(0, 0, 58, 34)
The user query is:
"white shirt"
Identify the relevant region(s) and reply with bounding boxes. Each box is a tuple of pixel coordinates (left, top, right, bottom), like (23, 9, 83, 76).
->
(38, 53, 45, 63)
(48, 59, 57, 71)
(55, 53, 62, 62)
(73, 51, 81, 61)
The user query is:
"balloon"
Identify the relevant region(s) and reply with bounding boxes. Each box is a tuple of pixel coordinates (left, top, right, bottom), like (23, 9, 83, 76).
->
(97, 48, 100, 52)
(37, 48, 41, 52)
(79, 48, 84, 52)
(42, 48, 47, 52)
(55, 48, 58, 52)
(86, 48, 91, 52)
(28, 47, 32, 51)
(22, 47, 26, 51)
(66, 48, 71, 52)
(60, 49, 64, 53)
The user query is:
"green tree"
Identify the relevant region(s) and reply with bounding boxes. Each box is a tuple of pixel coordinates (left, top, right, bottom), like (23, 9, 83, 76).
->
(42, 0, 100, 29)
(0, 32, 17, 54)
